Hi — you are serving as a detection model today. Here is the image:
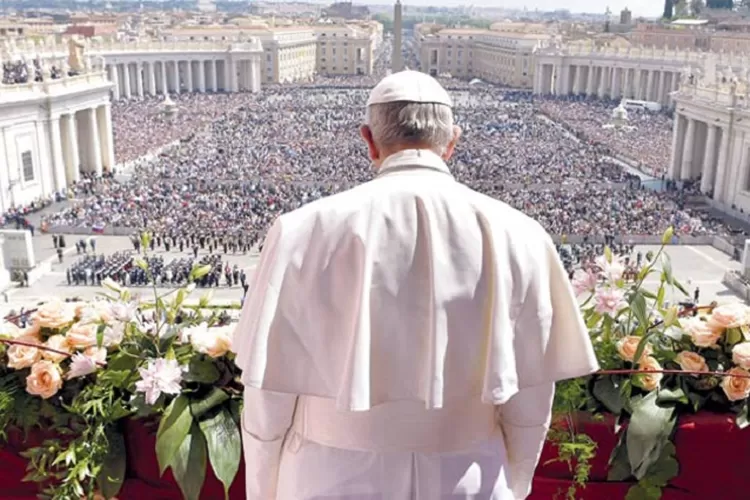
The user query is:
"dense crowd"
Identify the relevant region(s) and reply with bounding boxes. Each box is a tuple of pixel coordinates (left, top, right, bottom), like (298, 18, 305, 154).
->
(44, 81, 731, 243)
(538, 97, 673, 176)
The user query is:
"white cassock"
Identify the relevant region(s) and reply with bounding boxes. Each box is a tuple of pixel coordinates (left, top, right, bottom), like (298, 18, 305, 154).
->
(234, 149, 599, 500)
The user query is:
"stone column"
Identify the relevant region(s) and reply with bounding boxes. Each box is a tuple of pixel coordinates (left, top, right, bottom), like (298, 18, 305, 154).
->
(634, 68, 642, 100)
(160, 61, 168, 95)
(49, 117, 67, 191)
(714, 128, 730, 202)
(122, 63, 132, 99)
(645, 70, 654, 102)
(135, 62, 144, 97)
(97, 104, 115, 172)
(108, 65, 120, 100)
(657, 71, 666, 106)
(597, 67, 606, 98)
(586, 65, 595, 95)
(572, 65, 581, 95)
(62, 114, 80, 184)
(251, 59, 260, 92)
(701, 125, 719, 194)
(87, 108, 103, 177)
(212, 60, 219, 92)
(680, 118, 695, 180)
(173, 61, 180, 94)
(669, 114, 685, 179)
(198, 60, 206, 92)
(148, 62, 157, 96)
(187, 61, 194, 92)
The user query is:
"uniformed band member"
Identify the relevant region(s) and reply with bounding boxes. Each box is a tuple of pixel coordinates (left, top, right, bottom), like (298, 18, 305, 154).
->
(235, 71, 599, 500)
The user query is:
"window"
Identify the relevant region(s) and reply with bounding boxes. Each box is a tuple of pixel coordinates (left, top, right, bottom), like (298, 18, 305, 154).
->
(21, 151, 34, 182)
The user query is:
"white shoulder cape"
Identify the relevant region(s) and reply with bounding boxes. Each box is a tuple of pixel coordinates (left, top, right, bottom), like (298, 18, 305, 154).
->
(234, 174, 599, 411)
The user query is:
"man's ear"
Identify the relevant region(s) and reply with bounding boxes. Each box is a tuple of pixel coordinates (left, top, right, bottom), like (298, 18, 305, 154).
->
(442, 125, 462, 161)
(360, 125, 380, 162)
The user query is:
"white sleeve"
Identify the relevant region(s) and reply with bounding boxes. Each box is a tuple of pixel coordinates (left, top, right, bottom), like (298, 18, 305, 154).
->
(496, 382, 555, 499)
(241, 386, 298, 500)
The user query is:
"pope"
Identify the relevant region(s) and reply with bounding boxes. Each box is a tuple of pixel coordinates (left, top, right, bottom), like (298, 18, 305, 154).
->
(234, 71, 599, 499)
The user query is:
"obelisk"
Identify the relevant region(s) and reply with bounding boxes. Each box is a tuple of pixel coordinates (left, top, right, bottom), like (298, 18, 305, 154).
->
(392, 0, 404, 72)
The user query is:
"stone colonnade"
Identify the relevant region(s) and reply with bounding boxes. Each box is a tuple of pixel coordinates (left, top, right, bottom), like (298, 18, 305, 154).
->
(105, 57, 261, 100)
(51, 104, 115, 185)
(535, 62, 681, 107)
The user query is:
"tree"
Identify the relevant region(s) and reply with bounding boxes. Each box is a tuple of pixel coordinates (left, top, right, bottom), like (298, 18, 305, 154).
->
(691, 0, 705, 14)
(675, 0, 689, 16)
(663, 0, 675, 18)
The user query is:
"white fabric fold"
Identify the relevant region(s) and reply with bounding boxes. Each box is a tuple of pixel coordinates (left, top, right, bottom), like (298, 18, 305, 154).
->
(234, 149, 599, 412)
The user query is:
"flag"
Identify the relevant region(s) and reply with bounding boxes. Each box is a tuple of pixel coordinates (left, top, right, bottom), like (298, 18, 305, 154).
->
(92, 222, 106, 234)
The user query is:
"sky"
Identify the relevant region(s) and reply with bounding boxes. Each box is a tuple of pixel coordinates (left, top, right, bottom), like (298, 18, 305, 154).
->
(366, 0, 665, 18)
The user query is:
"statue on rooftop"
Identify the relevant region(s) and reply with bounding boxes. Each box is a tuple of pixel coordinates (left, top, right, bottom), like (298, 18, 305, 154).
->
(67, 37, 86, 74)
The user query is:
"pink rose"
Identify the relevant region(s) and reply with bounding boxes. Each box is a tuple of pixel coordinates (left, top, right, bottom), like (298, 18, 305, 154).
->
(616, 335, 652, 363)
(681, 317, 723, 348)
(65, 323, 98, 350)
(721, 367, 750, 402)
(25, 360, 63, 399)
(6, 336, 42, 369)
(732, 342, 750, 370)
(32, 300, 75, 330)
(42, 335, 72, 363)
(571, 269, 598, 296)
(635, 356, 663, 392)
(674, 351, 708, 376)
(707, 304, 750, 332)
(594, 288, 627, 316)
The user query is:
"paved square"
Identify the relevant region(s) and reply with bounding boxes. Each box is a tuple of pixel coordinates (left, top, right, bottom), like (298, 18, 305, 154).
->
(0, 236, 744, 317)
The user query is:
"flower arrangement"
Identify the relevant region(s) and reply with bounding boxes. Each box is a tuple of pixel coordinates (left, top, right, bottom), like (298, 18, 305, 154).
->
(550, 228, 750, 499)
(0, 233, 242, 500)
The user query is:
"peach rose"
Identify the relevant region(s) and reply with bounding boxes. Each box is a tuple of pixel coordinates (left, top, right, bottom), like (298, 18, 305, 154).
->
(721, 367, 750, 402)
(732, 342, 750, 370)
(636, 356, 663, 392)
(21, 321, 42, 341)
(77, 302, 114, 325)
(25, 360, 63, 399)
(42, 335, 72, 363)
(7, 336, 42, 369)
(707, 304, 750, 332)
(189, 324, 233, 358)
(32, 300, 75, 330)
(674, 351, 708, 376)
(681, 316, 723, 348)
(84, 346, 107, 365)
(616, 335, 652, 363)
(65, 322, 98, 350)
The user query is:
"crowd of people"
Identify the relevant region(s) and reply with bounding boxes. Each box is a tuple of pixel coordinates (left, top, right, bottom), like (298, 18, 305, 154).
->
(2, 58, 64, 85)
(538, 97, 673, 176)
(43, 81, 730, 244)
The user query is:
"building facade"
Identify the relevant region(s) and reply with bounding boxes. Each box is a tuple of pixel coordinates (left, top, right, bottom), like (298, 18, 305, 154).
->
(315, 23, 378, 76)
(0, 67, 114, 210)
(415, 26, 550, 88)
(669, 77, 750, 212)
(533, 43, 750, 108)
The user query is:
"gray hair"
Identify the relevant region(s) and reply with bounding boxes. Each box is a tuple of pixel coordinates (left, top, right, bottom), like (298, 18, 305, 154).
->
(365, 101, 455, 153)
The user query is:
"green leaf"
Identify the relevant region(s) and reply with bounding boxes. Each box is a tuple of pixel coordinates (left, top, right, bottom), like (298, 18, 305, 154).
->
(626, 391, 677, 480)
(198, 407, 241, 498)
(660, 253, 673, 284)
(662, 306, 678, 329)
(607, 432, 632, 481)
(649, 442, 679, 487)
(183, 357, 220, 384)
(626, 482, 662, 500)
(593, 377, 624, 415)
(156, 395, 193, 475)
(586, 311, 602, 329)
(632, 333, 655, 369)
(189, 388, 230, 420)
(97, 427, 126, 499)
(661, 226, 674, 245)
(656, 387, 688, 405)
(737, 403, 750, 429)
(604, 246, 613, 263)
(171, 423, 208, 500)
(134, 257, 148, 271)
(656, 286, 666, 308)
(190, 264, 213, 281)
(630, 292, 649, 329)
(96, 324, 106, 349)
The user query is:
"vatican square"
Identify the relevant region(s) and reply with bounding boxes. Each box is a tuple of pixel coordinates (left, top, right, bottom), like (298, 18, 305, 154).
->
(2, 0, 750, 499)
